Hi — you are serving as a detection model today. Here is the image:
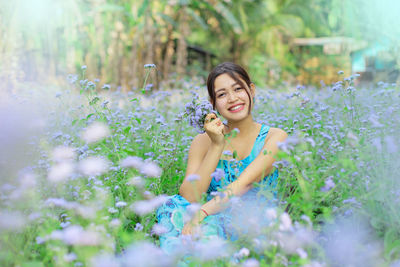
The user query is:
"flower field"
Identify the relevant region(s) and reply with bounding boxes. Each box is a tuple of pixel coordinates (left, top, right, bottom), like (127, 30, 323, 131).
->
(1, 71, 399, 267)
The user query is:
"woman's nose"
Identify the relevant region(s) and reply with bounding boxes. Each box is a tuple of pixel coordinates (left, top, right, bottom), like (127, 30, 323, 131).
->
(227, 91, 238, 102)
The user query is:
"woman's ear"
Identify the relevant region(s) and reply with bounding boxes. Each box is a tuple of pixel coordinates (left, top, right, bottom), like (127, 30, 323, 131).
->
(250, 83, 256, 97)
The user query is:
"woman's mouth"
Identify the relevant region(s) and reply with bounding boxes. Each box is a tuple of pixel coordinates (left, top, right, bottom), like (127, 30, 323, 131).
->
(228, 104, 245, 113)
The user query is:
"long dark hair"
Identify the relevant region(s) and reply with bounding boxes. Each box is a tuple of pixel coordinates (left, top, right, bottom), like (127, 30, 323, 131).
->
(206, 62, 253, 114)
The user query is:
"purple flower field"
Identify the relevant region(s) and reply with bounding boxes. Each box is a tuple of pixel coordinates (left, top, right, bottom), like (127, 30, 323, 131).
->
(0, 74, 399, 266)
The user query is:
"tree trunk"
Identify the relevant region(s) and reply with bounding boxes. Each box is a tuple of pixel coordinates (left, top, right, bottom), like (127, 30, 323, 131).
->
(176, 6, 189, 77)
(162, 24, 175, 81)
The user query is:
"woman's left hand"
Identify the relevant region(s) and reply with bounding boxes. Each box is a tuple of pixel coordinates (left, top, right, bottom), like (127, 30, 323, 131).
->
(182, 220, 201, 236)
(181, 210, 207, 236)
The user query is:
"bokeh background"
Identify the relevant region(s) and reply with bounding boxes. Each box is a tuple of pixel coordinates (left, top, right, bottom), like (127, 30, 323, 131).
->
(1, 0, 399, 90)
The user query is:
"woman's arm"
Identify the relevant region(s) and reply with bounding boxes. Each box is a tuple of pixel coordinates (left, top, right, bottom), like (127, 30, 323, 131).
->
(201, 128, 288, 215)
(179, 134, 224, 203)
(179, 113, 226, 203)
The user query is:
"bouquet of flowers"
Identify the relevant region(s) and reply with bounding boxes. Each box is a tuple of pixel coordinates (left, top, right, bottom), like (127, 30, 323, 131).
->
(184, 92, 216, 133)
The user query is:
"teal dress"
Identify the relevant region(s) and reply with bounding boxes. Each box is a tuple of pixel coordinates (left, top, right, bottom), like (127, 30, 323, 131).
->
(156, 124, 279, 254)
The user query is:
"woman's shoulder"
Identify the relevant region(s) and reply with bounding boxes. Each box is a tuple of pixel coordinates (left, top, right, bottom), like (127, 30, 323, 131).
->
(265, 127, 288, 139)
(190, 132, 211, 147)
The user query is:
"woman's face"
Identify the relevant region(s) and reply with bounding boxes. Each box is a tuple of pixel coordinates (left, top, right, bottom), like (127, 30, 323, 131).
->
(213, 73, 255, 122)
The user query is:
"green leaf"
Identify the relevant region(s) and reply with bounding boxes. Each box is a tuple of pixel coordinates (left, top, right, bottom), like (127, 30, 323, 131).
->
(21, 262, 44, 267)
(94, 3, 124, 13)
(72, 119, 78, 126)
(137, 0, 149, 18)
(130, 98, 139, 102)
(233, 150, 238, 159)
(214, 2, 242, 34)
(384, 228, 400, 256)
(187, 8, 208, 30)
(157, 13, 178, 28)
(86, 113, 95, 120)
(123, 126, 131, 134)
(89, 97, 100, 106)
(135, 118, 141, 124)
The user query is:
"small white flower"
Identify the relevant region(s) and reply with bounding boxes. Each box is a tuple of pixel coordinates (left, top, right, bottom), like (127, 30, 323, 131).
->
(79, 157, 110, 176)
(90, 254, 120, 267)
(186, 203, 201, 215)
(81, 122, 110, 143)
(109, 219, 121, 228)
(127, 176, 145, 187)
(279, 212, 292, 231)
(186, 174, 200, 182)
(19, 172, 37, 188)
(116, 201, 127, 208)
(0, 211, 25, 230)
(132, 195, 168, 216)
(242, 258, 259, 267)
(151, 224, 168, 236)
(120, 156, 143, 169)
(108, 207, 118, 214)
(62, 225, 102, 246)
(134, 223, 143, 231)
(234, 247, 250, 259)
(48, 162, 74, 182)
(140, 161, 162, 178)
(296, 247, 308, 259)
(64, 252, 77, 262)
(52, 146, 76, 162)
(265, 208, 277, 220)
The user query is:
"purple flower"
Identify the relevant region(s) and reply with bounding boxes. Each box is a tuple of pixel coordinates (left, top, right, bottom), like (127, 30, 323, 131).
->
(134, 223, 143, 231)
(139, 161, 162, 178)
(186, 174, 200, 182)
(321, 176, 335, 192)
(120, 156, 143, 169)
(102, 84, 111, 90)
(242, 258, 259, 267)
(384, 136, 398, 154)
(184, 97, 216, 133)
(144, 64, 156, 69)
(211, 168, 224, 182)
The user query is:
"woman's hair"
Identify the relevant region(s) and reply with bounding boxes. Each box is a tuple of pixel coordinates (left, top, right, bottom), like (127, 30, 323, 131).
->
(206, 62, 253, 114)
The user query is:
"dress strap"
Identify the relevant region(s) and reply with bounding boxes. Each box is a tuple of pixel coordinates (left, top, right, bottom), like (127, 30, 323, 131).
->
(257, 124, 270, 141)
(250, 124, 270, 158)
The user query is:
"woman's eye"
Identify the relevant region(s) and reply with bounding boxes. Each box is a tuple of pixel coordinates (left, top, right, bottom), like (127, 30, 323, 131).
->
(217, 93, 225, 97)
(235, 87, 242, 91)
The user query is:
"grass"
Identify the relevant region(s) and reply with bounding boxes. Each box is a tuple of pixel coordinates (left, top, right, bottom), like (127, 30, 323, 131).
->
(0, 71, 399, 266)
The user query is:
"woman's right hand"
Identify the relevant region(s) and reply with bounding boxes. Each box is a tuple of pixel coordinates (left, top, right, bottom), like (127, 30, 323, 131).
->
(204, 113, 225, 146)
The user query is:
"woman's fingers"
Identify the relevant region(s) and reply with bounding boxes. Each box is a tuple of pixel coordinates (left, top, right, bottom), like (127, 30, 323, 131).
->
(204, 113, 217, 124)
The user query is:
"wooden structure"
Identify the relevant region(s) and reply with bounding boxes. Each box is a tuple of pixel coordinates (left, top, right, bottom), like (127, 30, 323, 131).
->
(292, 37, 367, 85)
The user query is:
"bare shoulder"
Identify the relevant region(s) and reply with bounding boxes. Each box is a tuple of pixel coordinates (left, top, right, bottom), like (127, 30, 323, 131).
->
(189, 132, 211, 152)
(267, 127, 288, 141)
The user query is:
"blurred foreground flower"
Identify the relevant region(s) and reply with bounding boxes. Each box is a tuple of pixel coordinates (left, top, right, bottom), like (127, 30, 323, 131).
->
(132, 195, 169, 215)
(48, 162, 75, 182)
(79, 157, 110, 176)
(140, 161, 162, 178)
(81, 122, 110, 144)
(122, 241, 173, 267)
(46, 225, 103, 246)
(0, 211, 25, 231)
(52, 146, 76, 162)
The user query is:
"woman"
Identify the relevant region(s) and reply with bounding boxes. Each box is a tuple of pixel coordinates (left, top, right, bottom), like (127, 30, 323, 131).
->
(156, 62, 288, 254)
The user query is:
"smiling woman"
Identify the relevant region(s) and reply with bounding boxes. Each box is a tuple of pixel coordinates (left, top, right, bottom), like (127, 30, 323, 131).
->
(156, 62, 288, 255)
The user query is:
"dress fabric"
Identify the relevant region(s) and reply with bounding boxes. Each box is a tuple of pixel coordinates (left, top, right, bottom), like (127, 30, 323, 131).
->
(156, 124, 279, 254)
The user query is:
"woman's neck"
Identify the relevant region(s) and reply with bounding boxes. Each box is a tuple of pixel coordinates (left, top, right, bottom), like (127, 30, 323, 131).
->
(226, 115, 258, 137)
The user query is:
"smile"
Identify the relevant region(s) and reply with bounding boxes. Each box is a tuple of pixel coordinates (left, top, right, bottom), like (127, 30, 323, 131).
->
(228, 104, 245, 113)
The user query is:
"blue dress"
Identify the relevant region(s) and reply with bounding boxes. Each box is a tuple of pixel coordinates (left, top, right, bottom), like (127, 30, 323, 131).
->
(156, 124, 279, 254)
